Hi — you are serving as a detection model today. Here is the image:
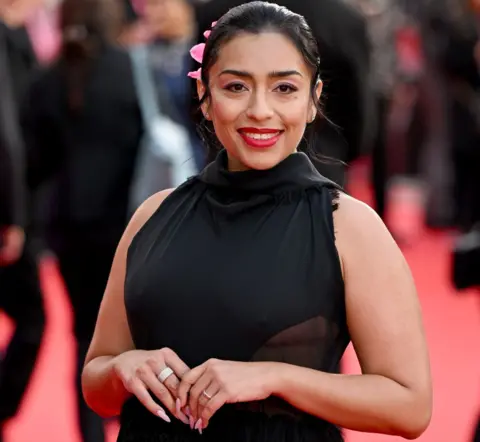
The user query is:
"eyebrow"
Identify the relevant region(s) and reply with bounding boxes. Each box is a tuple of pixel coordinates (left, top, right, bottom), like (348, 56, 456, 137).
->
(218, 69, 303, 78)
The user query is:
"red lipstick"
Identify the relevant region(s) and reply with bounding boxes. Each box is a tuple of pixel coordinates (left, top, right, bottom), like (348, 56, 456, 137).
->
(238, 127, 284, 149)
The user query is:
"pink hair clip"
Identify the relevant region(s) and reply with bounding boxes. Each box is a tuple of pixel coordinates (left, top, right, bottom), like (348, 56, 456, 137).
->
(187, 20, 218, 80)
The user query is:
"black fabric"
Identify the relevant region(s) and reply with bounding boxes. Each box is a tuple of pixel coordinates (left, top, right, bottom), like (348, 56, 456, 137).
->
(473, 414, 480, 442)
(120, 150, 349, 441)
(0, 23, 35, 228)
(0, 244, 45, 421)
(21, 44, 142, 237)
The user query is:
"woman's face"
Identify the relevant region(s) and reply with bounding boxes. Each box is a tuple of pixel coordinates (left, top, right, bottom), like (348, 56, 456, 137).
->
(144, 0, 193, 40)
(198, 32, 321, 171)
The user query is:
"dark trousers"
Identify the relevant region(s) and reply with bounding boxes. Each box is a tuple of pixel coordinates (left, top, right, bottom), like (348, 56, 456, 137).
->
(474, 415, 480, 442)
(55, 234, 119, 442)
(0, 246, 45, 423)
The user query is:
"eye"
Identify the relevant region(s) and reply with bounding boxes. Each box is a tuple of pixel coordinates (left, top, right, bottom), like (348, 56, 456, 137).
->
(225, 83, 248, 93)
(275, 83, 298, 94)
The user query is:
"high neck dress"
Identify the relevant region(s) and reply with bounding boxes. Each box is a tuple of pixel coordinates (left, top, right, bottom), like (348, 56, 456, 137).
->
(119, 150, 350, 442)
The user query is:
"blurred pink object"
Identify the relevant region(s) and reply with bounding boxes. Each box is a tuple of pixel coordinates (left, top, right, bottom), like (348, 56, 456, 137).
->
(190, 43, 205, 63)
(131, 0, 145, 15)
(187, 68, 202, 79)
(27, 6, 61, 64)
(187, 20, 217, 79)
(386, 177, 425, 243)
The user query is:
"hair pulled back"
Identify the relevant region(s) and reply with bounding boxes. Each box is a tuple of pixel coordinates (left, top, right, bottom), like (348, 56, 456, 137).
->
(195, 1, 326, 163)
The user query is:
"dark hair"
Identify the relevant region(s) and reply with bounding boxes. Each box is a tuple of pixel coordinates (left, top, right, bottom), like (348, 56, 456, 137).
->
(195, 1, 330, 163)
(59, 0, 123, 113)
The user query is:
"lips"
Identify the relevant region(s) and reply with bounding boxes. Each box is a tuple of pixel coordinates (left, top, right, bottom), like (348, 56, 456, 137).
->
(237, 127, 284, 148)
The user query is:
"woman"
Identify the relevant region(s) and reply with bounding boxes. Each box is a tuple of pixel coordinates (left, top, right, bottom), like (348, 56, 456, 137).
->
(22, 0, 141, 441)
(82, 3, 432, 441)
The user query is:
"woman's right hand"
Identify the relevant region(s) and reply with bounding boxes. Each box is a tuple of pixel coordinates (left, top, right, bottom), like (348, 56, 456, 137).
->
(112, 348, 190, 424)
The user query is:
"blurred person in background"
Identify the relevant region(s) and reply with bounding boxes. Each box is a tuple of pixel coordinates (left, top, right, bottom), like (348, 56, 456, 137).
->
(193, 0, 374, 186)
(21, 0, 142, 440)
(136, 0, 206, 170)
(0, 0, 45, 440)
(344, 0, 409, 224)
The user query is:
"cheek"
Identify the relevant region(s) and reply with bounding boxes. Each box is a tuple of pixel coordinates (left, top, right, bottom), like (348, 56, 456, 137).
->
(278, 98, 310, 130)
(209, 93, 244, 125)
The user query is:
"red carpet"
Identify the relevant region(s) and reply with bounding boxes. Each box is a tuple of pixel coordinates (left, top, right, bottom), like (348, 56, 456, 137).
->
(1, 163, 480, 441)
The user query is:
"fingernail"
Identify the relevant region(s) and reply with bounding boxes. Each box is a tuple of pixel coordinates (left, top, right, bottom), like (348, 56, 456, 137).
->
(175, 398, 189, 425)
(176, 399, 182, 416)
(185, 406, 191, 417)
(195, 418, 203, 434)
(157, 409, 171, 423)
(189, 414, 195, 430)
(180, 414, 190, 425)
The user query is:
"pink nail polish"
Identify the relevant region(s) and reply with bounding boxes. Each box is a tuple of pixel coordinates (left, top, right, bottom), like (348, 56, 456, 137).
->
(156, 409, 171, 423)
(195, 418, 203, 434)
(175, 398, 189, 425)
(189, 415, 195, 430)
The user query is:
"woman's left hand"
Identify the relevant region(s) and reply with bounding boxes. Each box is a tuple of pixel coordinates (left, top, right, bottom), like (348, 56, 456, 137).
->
(177, 359, 277, 430)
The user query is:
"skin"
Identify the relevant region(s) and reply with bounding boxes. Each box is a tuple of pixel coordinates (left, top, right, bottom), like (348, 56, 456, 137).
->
(82, 31, 432, 438)
(0, 226, 24, 265)
(143, 0, 194, 41)
(0, 0, 43, 27)
(198, 32, 319, 172)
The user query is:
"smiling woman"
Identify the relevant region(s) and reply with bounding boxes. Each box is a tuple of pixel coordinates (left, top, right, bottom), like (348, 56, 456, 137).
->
(81, 2, 432, 442)
(195, 31, 320, 171)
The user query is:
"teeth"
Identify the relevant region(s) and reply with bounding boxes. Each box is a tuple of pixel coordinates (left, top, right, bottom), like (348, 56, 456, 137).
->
(243, 132, 279, 140)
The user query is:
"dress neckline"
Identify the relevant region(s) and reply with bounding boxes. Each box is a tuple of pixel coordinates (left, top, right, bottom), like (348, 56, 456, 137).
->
(198, 149, 340, 193)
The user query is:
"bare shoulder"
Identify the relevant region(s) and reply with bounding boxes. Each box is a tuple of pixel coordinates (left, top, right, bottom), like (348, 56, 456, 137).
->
(124, 189, 175, 245)
(333, 192, 393, 243)
(332, 193, 401, 274)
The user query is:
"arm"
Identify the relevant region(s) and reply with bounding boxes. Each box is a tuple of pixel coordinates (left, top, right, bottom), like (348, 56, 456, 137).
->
(270, 194, 432, 439)
(82, 189, 173, 417)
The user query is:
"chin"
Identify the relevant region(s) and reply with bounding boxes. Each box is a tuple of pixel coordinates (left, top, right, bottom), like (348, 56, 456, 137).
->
(235, 147, 292, 171)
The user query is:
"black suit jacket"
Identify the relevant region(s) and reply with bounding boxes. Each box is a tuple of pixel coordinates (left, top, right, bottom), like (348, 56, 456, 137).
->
(193, 0, 374, 171)
(0, 25, 25, 227)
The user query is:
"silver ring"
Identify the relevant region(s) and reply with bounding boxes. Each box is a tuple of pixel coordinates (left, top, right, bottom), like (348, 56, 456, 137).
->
(202, 390, 212, 400)
(158, 366, 174, 383)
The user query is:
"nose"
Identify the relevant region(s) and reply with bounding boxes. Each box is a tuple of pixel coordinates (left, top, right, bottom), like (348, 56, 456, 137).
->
(246, 89, 274, 121)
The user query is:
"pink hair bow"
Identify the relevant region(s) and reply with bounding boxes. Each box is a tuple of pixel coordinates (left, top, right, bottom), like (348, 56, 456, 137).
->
(187, 21, 217, 80)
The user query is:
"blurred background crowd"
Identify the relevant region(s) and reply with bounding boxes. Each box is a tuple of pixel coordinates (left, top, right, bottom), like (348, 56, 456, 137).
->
(0, 0, 479, 441)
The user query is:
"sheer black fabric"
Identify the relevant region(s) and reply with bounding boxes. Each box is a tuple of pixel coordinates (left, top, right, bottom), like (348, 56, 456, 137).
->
(120, 150, 350, 441)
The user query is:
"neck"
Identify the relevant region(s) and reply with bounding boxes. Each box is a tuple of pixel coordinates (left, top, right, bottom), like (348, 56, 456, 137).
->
(227, 154, 250, 172)
(226, 149, 299, 173)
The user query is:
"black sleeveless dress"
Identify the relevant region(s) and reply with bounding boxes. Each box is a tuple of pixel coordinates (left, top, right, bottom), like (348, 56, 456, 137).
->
(119, 150, 351, 442)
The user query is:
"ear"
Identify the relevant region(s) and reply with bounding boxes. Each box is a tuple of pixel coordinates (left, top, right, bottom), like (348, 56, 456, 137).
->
(315, 79, 323, 102)
(196, 79, 211, 120)
(309, 79, 323, 122)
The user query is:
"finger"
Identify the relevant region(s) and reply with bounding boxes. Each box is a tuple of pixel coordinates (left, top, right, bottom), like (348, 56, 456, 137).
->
(147, 359, 180, 398)
(188, 373, 213, 420)
(127, 378, 171, 423)
(146, 359, 180, 397)
(163, 349, 190, 379)
(163, 372, 181, 396)
(138, 369, 189, 425)
(178, 364, 207, 408)
(197, 381, 220, 424)
(201, 390, 227, 429)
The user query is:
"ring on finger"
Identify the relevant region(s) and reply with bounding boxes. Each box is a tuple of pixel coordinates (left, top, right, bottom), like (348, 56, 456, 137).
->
(158, 366, 174, 383)
(202, 389, 213, 400)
